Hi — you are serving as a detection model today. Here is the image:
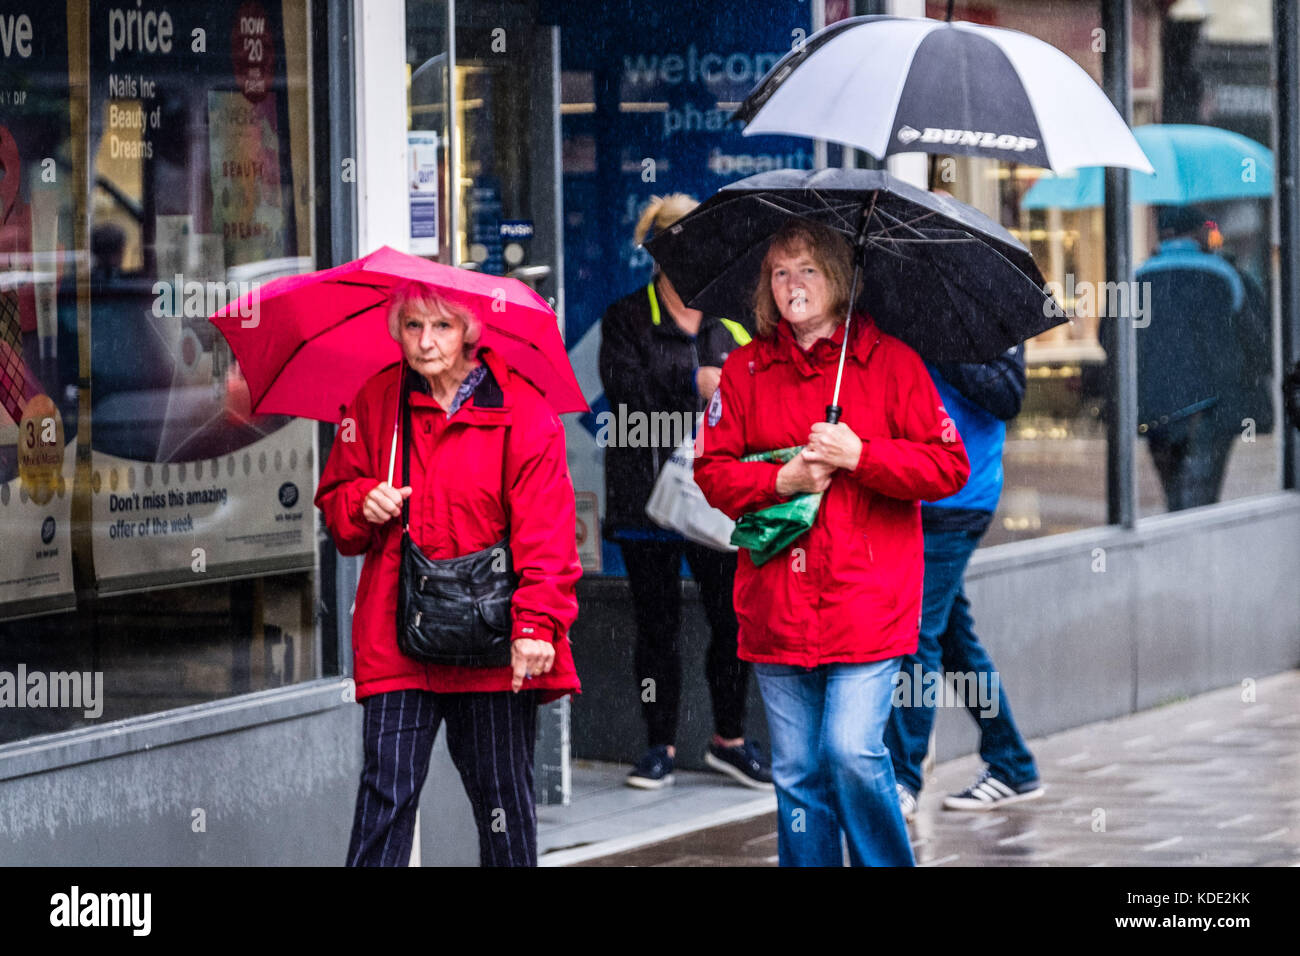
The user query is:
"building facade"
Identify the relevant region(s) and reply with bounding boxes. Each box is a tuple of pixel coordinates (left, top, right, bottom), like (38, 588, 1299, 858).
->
(0, 0, 1295, 865)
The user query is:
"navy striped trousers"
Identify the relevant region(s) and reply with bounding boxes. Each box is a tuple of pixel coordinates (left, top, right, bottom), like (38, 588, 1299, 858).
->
(346, 688, 540, 867)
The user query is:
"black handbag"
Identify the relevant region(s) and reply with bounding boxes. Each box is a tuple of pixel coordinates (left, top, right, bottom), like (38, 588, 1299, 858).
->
(395, 369, 517, 667)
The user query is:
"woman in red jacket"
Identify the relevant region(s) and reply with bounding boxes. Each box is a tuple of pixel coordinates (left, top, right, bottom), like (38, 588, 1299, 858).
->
(694, 220, 969, 866)
(315, 279, 581, 867)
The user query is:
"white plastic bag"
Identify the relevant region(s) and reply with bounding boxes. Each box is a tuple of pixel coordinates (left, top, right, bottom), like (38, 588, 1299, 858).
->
(645, 436, 737, 552)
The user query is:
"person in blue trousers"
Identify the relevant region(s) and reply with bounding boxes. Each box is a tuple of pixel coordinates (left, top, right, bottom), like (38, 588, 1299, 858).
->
(885, 344, 1044, 818)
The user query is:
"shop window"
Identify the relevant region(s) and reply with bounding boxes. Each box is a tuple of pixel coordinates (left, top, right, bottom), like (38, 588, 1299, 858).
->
(929, 1, 1282, 537)
(0, 0, 325, 746)
(923, 0, 1116, 544)
(1127, 0, 1279, 517)
(556, 0, 815, 575)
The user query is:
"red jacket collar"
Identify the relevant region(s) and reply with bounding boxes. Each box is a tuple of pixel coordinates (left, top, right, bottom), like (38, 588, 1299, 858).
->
(400, 347, 514, 424)
(754, 315, 882, 376)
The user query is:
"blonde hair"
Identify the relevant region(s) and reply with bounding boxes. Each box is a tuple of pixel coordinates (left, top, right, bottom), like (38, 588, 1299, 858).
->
(386, 280, 481, 356)
(751, 220, 854, 338)
(634, 193, 699, 246)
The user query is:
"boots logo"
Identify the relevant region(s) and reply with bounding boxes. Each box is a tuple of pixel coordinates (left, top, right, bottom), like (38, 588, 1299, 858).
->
(897, 125, 1038, 152)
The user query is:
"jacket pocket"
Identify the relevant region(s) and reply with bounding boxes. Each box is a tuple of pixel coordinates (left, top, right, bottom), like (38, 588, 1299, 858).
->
(857, 494, 874, 564)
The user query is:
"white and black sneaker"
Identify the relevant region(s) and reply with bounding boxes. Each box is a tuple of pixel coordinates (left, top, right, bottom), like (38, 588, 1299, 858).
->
(942, 769, 1044, 811)
(896, 783, 918, 822)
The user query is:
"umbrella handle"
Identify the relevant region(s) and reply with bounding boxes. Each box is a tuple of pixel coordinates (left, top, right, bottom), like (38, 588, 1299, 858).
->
(825, 405, 842, 424)
(387, 366, 402, 487)
(387, 422, 398, 487)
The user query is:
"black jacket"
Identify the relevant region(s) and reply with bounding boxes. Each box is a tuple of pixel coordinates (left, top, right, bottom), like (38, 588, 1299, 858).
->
(930, 344, 1027, 423)
(598, 279, 753, 538)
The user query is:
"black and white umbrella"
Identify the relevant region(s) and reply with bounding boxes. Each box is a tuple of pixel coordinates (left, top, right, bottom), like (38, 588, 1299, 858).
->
(644, 168, 1062, 421)
(734, 12, 1153, 174)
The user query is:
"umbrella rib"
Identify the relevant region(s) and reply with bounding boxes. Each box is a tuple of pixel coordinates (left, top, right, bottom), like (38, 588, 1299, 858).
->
(861, 234, 917, 262)
(807, 188, 857, 232)
(871, 236, 984, 244)
(249, 296, 388, 409)
(485, 323, 539, 344)
(870, 207, 944, 239)
(330, 279, 393, 292)
(863, 191, 879, 237)
(751, 195, 816, 218)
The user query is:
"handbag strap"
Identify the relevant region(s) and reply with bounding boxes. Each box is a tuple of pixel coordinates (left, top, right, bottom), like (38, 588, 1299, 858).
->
(399, 365, 512, 533)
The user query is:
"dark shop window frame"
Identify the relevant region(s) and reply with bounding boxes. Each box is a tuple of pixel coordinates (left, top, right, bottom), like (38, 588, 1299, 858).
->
(0, 0, 359, 775)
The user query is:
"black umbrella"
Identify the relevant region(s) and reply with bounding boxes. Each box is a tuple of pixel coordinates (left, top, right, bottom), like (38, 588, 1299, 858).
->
(644, 167, 1060, 420)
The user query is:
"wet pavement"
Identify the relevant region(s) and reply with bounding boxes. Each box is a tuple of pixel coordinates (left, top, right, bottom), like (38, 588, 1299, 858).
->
(569, 670, 1300, 866)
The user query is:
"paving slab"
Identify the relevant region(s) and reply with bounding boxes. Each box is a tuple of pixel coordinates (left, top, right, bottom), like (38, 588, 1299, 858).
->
(560, 671, 1300, 867)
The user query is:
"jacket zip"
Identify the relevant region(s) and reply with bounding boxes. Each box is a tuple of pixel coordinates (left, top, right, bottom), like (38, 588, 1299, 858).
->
(853, 334, 882, 565)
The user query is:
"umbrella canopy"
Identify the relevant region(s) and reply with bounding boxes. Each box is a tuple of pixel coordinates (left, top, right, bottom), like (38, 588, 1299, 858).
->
(733, 14, 1153, 174)
(209, 246, 587, 423)
(644, 167, 1061, 365)
(1021, 124, 1274, 210)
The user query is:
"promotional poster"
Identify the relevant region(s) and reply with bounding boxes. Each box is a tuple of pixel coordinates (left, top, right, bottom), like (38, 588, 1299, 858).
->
(85, 0, 315, 592)
(0, 3, 77, 616)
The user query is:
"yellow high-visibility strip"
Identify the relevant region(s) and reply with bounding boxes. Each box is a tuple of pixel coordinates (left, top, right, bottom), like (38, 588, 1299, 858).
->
(720, 318, 751, 346)
(649, 281, 749, 346)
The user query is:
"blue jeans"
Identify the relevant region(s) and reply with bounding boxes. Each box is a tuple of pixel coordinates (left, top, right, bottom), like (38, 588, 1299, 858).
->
(884, 528, 1038, 796)
(754, 659, 915, 867)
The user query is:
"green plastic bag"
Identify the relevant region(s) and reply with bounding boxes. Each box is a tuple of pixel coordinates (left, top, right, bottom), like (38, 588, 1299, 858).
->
(730, 446, 823, 566)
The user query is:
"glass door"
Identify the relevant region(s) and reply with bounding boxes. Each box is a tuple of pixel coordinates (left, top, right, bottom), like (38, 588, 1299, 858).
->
(406, 1, 563, 321)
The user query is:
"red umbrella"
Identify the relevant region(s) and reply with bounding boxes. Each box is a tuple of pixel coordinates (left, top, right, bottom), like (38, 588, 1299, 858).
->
(208, 245, 587, 424)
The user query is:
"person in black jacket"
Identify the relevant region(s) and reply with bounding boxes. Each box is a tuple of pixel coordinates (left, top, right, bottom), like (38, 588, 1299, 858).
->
(599, 194, 769, 790)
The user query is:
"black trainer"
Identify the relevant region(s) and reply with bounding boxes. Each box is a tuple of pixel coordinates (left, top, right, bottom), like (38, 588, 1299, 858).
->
(704, 740, 774, 791)
(626, 745, 675, 790)
(942, 768, 1044, 811)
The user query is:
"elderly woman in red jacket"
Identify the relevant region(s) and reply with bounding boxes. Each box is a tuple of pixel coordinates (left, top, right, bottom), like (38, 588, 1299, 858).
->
(315, 279, 581, 867)
(694, 220, 969, 867)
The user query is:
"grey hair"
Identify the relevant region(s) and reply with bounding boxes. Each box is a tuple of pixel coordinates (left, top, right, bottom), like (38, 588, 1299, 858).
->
(385, 280, 481, 355)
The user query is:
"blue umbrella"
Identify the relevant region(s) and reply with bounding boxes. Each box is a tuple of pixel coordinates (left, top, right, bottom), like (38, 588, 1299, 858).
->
(1021, 124, 1273, 210)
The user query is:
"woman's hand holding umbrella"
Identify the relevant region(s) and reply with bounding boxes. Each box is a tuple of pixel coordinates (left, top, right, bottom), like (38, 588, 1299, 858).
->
(803, 421, 864, 471)
(773, 422, 862, 497)
(361, 481, 413, 524)
(775, 449, 834, 497)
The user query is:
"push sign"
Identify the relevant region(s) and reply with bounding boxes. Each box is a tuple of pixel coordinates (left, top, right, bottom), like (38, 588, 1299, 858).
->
(499, 220, 534, 240)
